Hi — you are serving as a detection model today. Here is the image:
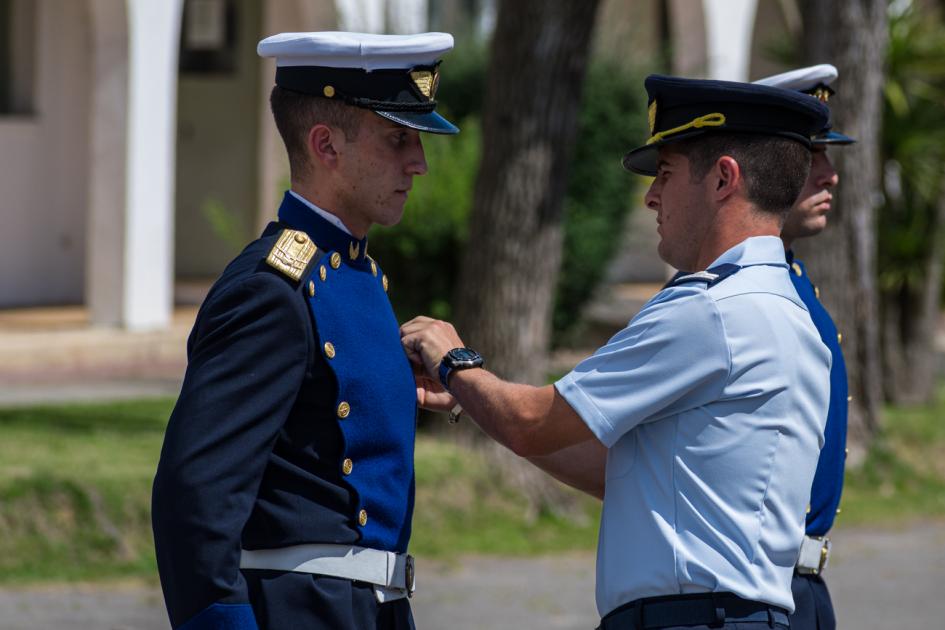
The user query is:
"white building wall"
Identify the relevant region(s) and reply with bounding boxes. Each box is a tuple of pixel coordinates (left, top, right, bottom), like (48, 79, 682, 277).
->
(0, 1, 90, 307)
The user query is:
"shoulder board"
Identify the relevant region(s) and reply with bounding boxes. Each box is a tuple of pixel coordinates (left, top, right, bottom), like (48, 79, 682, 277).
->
(667, 263, 741, 289)
(265, 229, 318, 282)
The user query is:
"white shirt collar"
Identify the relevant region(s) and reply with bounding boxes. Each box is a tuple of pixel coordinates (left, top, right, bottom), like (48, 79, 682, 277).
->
(288, 190, 352, 236)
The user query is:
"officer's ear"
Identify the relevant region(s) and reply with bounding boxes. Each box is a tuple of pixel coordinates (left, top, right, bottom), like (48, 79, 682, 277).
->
(308, 124, 340, 169)
(713, 155, 741, 202)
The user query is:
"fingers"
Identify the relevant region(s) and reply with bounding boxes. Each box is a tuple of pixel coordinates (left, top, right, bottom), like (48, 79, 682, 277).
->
(400, 331, 437, 372)
(399, 317, 460, 342)
(399, 315, 436, 332)
(412, 364, 445, 391)
(400, 319, 464, 364)
(415, 374, 456, 411)
(417, 387, 456, 411)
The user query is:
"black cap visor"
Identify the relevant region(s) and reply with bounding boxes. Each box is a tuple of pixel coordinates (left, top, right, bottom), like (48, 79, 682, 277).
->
(813, 129, 855, 145)
(376, 109, 459, 134)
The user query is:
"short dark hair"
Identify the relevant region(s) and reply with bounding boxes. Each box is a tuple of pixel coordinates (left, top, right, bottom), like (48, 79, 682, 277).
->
(269, 86, 362, 181)
(671, 133, 811, 216)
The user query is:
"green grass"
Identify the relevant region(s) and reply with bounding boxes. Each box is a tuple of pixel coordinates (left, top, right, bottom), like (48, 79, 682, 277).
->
(412, 438, 600, 557)
(2, 390, 944, 584)
(0, 399, 598, 584)
(0, 399, 172, 583)
(835, 389, 945, 528)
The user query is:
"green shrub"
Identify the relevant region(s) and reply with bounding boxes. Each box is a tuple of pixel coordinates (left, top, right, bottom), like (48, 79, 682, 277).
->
(876, 7, 945, 300)
(555, 61, 648, 342)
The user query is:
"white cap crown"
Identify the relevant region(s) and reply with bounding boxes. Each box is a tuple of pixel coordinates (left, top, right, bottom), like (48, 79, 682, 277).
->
(258, 31, 454, 71)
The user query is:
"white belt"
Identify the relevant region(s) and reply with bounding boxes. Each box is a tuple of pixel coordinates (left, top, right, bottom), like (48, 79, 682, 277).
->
(240, 544, 416, 603)
(796, 535, 831, 575)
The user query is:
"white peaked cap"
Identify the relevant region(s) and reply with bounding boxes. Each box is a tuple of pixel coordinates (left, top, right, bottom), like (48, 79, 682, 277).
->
(258, 31, 454, 71)
(753, 64, 838, 91)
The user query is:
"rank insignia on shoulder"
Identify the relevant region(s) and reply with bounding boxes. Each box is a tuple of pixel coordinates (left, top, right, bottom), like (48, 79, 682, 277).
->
(667, 263, 741, 289)
(266, 229, 317, 282)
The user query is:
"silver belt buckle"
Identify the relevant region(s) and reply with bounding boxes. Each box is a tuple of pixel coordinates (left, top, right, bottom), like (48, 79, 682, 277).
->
(797, 535, 831, 575)
(405, 554, 416, 597)
(818, 538, 831, 574)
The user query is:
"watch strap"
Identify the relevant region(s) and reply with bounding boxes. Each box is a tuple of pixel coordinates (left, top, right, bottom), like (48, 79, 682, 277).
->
(438, 360, 453, 391)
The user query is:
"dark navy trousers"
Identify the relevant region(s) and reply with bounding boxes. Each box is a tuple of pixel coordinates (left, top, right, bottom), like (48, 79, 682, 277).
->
(789, 573, 836, 630)
(243, 570, 415, 630)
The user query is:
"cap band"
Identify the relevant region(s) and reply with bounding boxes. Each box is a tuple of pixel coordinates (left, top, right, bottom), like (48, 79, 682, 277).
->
(275, 64, 439, 113)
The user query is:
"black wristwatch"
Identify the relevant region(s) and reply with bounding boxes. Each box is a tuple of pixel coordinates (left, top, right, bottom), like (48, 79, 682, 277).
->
(438, 347, 484, 391)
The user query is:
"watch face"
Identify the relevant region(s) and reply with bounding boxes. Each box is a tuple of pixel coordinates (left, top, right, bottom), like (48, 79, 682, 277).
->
(450, 348, 479, 362)
(447, 347, 483, 368)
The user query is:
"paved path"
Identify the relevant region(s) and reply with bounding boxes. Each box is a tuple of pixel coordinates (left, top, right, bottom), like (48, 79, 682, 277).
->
(1, 522, 943, 630)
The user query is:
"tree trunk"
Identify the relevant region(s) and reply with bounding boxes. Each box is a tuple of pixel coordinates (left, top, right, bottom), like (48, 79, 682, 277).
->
(880, 192, 945, 405)
(797, 0, 887, 456)
(454, 0, 601, 386)
(450, 0, 602, 511)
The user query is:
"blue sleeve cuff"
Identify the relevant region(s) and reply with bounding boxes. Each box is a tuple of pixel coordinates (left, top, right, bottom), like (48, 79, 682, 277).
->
(177, 603, 258, 630)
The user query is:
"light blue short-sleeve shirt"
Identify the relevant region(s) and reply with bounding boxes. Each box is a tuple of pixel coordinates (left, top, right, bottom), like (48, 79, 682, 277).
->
(555, 236, 831, 616)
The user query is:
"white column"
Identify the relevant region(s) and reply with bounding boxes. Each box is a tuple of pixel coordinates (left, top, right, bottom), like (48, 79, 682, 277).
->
(387, 0, 428, 34)
(334, 0, 386, 32)
(122, 0, 184, 330)
(334, 0, 429, 33)
(701, 0, 758, 81)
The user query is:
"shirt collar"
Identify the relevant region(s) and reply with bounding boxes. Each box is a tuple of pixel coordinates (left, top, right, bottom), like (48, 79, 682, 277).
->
(288, 190, 352, 235)
(707, 235, 790, 270)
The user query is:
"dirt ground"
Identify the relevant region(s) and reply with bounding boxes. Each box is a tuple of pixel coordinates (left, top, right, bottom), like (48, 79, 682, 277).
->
(0, 521, 943, 630)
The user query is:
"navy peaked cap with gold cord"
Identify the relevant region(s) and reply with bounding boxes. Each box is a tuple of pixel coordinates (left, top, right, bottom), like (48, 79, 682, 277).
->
(258, 31, 459, 134)
(753, 63, 856, 146)
(623, 74, 831, 176)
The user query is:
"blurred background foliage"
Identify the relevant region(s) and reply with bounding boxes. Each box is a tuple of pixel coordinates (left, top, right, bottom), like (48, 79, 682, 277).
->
(369, 43, 648, 345)
(877, 4, 945, 298)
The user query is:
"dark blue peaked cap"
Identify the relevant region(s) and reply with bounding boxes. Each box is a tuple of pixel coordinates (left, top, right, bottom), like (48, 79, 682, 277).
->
(623, 74, 831, 176)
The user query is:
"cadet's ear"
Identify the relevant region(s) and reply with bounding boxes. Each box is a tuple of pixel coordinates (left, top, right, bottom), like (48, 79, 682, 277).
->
(713, 155, 741, 201)
(308, 124, 339, 169)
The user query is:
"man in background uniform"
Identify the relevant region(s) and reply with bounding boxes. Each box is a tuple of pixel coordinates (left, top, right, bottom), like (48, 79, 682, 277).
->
(755, 63, 855, 630)
(401, 75, 832, 629)
(151, 31, 458, 630)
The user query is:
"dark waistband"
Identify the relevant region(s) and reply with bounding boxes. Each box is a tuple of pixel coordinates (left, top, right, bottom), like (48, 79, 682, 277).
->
(599, 592, 789, 630)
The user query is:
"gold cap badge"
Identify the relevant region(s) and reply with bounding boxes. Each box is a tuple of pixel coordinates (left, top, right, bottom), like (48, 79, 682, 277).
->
(410, 68, 440, 100)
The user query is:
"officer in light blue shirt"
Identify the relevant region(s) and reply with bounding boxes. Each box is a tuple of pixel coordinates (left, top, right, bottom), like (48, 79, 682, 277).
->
(401, 75, 832, 630)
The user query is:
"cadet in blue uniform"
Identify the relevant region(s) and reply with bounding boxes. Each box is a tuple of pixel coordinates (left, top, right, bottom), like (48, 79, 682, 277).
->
(401, 76, 832, 629)
(151, 32, 458, 630)
(755, 64, 855, 630)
